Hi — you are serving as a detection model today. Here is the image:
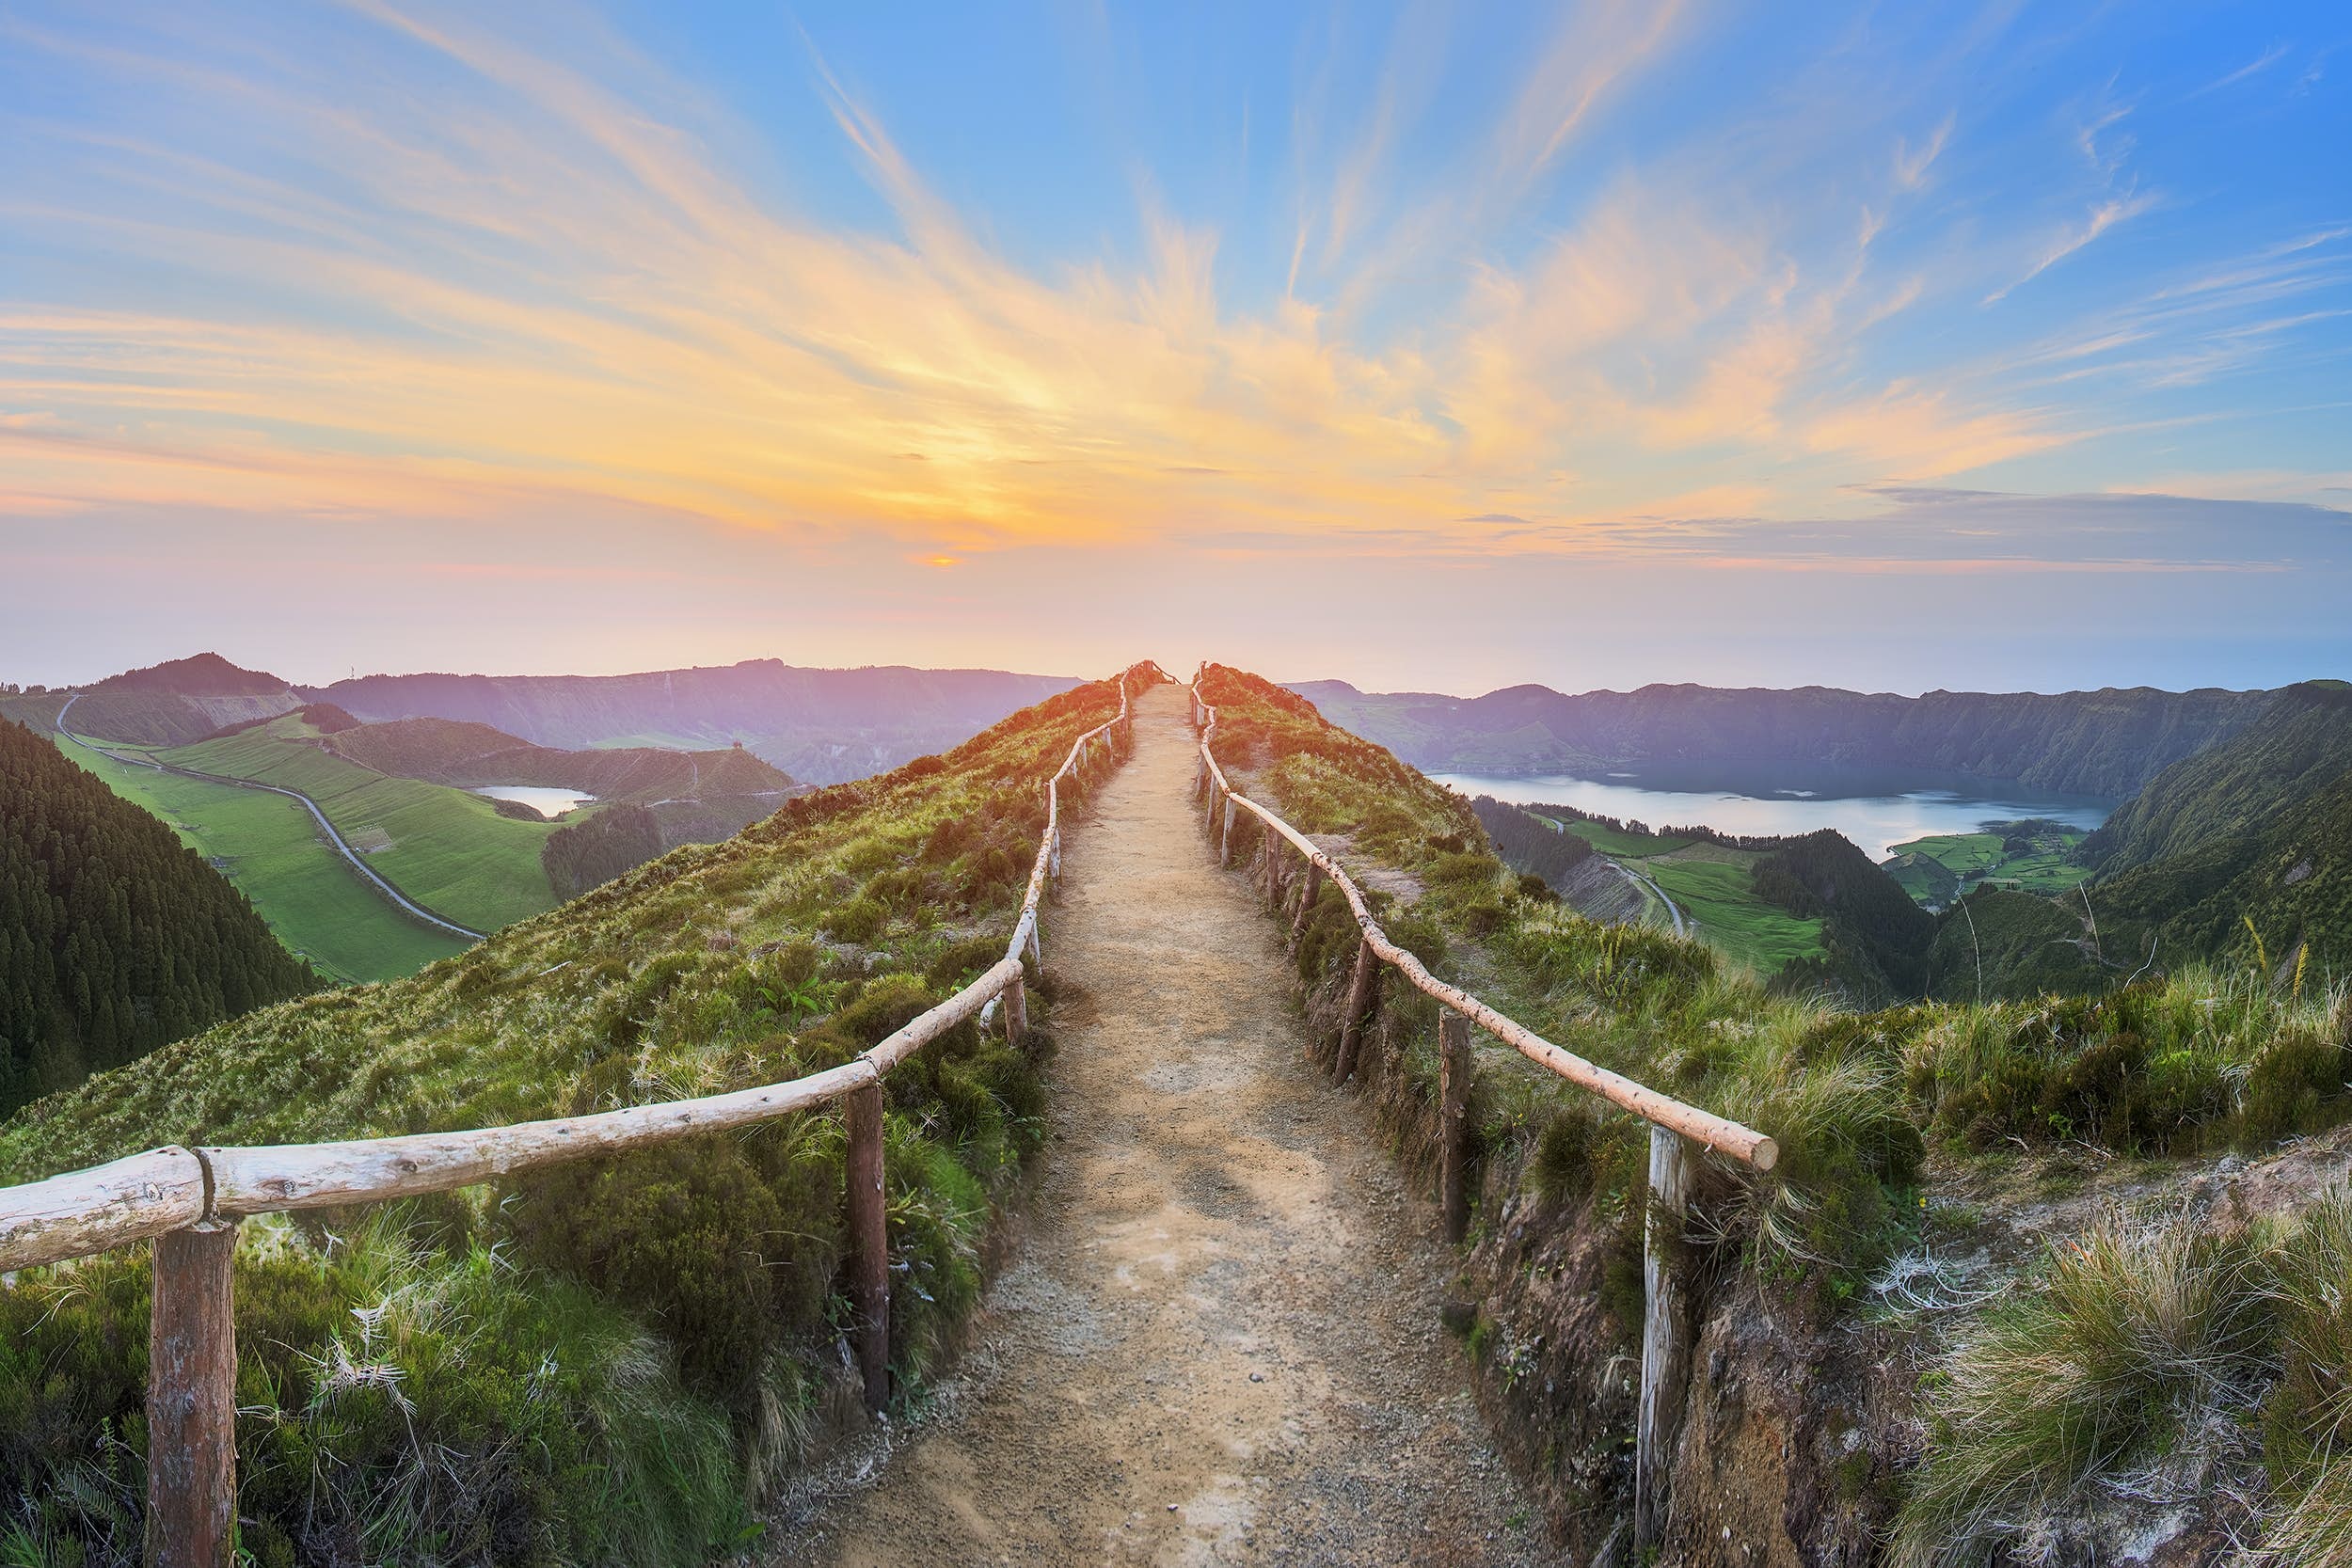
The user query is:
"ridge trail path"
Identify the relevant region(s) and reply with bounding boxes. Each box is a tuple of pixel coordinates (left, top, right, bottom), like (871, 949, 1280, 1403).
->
(782, 684, 1544, 1566)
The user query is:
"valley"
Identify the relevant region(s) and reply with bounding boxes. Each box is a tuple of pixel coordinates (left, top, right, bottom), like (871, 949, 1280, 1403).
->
(1, 653, 1078, 989)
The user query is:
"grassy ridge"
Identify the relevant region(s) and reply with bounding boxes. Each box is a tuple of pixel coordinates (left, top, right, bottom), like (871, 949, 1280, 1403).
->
(0, 667, 1151, 1565)
(45, 733, 469, 983)
(1215, 664, 2352, 1248)
(1206, 665, 2352, 1559)
(166, 715, 561, 930)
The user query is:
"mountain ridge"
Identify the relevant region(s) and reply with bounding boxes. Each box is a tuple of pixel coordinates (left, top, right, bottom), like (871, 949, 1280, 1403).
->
(1290, 676, 2276, 797)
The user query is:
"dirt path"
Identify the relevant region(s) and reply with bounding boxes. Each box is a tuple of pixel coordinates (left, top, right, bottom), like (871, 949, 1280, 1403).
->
(775, 684, 1544, 1566)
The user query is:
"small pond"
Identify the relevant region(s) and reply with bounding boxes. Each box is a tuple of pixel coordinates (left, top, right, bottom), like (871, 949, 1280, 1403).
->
(471, 785, 596, 819)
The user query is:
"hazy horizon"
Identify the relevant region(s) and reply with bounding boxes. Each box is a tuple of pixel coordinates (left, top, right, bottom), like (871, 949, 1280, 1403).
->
(3, 636, 2315, 705)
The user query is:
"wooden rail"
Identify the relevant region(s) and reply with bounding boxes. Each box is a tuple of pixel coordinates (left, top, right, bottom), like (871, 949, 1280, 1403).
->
(0, 667, 1149, 1568)
(1191, 673, 1772, 1553)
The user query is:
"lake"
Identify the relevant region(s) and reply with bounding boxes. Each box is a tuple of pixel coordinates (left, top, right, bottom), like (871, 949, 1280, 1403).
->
(1429, 764, 2112, 861)
(471, 784, 596, 819)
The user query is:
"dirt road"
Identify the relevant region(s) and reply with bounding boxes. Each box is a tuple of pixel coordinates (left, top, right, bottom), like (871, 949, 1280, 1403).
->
(776, 683, 1543, 1566)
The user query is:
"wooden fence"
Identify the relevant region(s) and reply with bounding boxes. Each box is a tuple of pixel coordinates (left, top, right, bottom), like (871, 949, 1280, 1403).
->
(1189, 674, 1775, 1554)
(0, 671, 1145, 1568)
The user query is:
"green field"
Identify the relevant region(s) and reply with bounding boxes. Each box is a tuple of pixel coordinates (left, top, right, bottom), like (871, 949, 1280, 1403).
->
(1885, 822, 2090, 904)
(48, 736, 471, 984)
(1546, 816, 1826, 975)
(166, 717, 563, 931)
(1546, 815, 1692, 859)
(1642, 853, 1828, 973)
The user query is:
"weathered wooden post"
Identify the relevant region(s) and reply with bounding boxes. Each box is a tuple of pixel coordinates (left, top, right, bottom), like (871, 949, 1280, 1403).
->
(1219, 795, 1237, 865)
(1049, 826, 1061, 882)
(1004, 977, 1028, 1041)
(146, 1220, 239, 1568)
(1635, 1127, 1692, 1553)
(845, 1082, 890, 1414)
(1262, 826, 1281, 904)
(1333, 937, 1379, 1081)
(1438, 1011, 1471, 1243)
(1290, 862, 1324, 946)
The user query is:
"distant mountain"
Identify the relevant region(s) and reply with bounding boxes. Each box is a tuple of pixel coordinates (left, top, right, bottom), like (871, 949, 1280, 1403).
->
(65, 655, 304, 744)
(92, 652, 288, 696)
(1291, 678, 2274, 797)
(307, 659, 1080, 784)
(1912, 682, 2352, 995)
(2084, 681, 2352, 873)
(29, 653, 1083, 786)
(2079, 682, 2352, 973)
(325, 716, 795, 802)
(0, 717, 314, 1112)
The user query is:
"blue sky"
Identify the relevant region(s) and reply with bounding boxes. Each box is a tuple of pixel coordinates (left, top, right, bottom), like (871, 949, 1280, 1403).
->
(1, 0, 2346, 695)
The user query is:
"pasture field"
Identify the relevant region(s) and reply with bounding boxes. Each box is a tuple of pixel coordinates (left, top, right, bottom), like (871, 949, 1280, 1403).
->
(45, 735, 471, 982)
(1539, 813, 1826, 974)
(1889, 824, 2090, 900)
(1546, 815, 1691, 858)
(1641, 853, 1828, 974)
(166, 716, 563, 930)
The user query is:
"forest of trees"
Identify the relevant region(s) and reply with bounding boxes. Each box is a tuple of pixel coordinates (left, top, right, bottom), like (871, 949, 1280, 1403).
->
(0, 718, 314, 1113)
(541, 802, 666, 897)
(1470, 796, 1596, 889)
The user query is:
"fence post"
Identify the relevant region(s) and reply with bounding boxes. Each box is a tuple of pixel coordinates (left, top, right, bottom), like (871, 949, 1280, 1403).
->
(1049, 827, 1061, 882)
(1262, 827, 1281, 904)
(1219, 795, 1237, 865)
(1635, 1126, 1692, 1554)
(1438, 1010, 1471, 1243)
(1004, 978, 1028, 1042)
(146, 1219, 239, 1568)
(1334, 937, 1378, 1081)
(845, 1082, 890, 1415)
(1290, 862, 1324, 946)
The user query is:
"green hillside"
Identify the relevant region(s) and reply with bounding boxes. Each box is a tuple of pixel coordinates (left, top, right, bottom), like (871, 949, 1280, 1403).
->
(0, 668, 1147, 1564)
(2060, 683, 2352, 977)
(45, 734, 470, 983)
(2085, 681, 2352, 874)
(0, 719, 315, 1113)
(166, 713, 563, 930)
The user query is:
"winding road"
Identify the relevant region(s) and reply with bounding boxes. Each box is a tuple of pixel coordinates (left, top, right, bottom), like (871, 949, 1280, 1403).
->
(1617, 860, 1689, 938)
(54, 695, 486, 942)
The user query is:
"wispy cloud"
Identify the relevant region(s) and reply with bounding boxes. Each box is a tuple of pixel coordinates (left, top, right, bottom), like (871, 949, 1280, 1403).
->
(1985, 186, 2160, 303)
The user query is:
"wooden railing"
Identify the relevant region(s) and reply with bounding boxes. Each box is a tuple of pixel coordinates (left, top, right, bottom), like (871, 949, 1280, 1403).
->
(1189, 673, 1774, 1554)
(0, 668, 1146, 1568)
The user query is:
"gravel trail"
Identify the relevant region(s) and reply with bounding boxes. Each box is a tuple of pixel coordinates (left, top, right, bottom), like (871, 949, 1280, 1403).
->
(776, 683, 1544, 1566)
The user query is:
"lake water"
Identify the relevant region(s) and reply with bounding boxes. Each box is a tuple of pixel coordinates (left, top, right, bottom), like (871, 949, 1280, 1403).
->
(471, 785, 595, 819)
(1430, 765, 2112, 861)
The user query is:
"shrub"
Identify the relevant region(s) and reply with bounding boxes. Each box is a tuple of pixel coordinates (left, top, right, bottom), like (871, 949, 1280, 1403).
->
(1891, 1211, 2270, 1566)
(824, 894, 889, 944)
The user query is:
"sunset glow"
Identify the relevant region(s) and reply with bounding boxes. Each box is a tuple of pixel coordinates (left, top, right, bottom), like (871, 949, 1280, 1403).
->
(3, 2, 2347, 692)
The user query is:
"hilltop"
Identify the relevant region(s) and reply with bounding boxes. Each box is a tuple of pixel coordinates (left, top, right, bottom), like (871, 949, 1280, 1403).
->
(1294, 676, 2271, 796)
